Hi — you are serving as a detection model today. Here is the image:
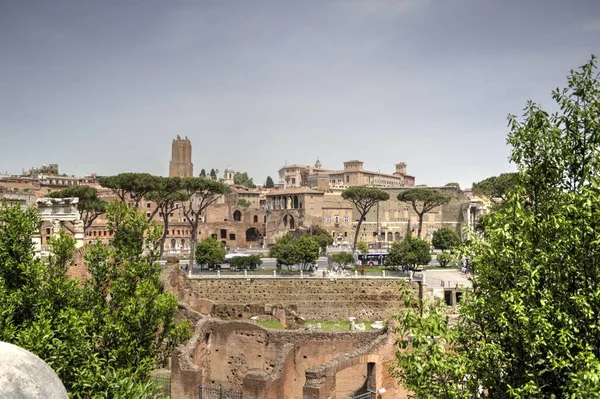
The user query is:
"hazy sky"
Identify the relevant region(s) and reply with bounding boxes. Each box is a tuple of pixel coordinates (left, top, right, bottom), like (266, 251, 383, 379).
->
(1, 0, 599, 188)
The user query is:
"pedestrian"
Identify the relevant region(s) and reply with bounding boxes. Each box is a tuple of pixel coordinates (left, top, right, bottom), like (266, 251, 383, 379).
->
(360, 265, 365, 277)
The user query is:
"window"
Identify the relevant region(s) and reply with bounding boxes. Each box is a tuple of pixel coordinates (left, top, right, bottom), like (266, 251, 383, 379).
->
(310, 203, 314, 209)
(146, 203, 151, 208)
(291, 177, 296, 185)
(253, 215, 258, 223)
(220, 229, 227, 239)
(229, 233, 236, 240)
(346, 175, 350, 183)
(344, 232, 347, 237)
(325, 216, 331, 224)
(344, 216, 349, 223)
(334, 215, 340, 224)
(146, 212, 151, 217)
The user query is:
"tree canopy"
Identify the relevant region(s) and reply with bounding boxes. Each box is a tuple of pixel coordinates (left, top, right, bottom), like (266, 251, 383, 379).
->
(233, 171, 256, 188)
(341, 186, 389, 252)
(394, 56, 600, 398)
(331, 252, 354, 269)
(98, 173, 157, 205)
(444, 182, 461, 189)
(471, 172, 520, 200)
(46, 185, 107, 231)
(0, 201, 190, 397)
(269, 234, 320, 271)
(265, 176, 275, 188)
(397, 188, 451, 237)
(384, 235, 431, 270)
(180, 177, 230, 268)
(431, 227, 460, 252)
(195, 237, 226, 268)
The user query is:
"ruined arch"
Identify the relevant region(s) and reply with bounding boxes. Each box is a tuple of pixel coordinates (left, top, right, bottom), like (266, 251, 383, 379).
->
(233, 210, 242, 222)
(283, 214, 295, 230)
(246, 227, 260, 242)
(394, 232, 401, 241)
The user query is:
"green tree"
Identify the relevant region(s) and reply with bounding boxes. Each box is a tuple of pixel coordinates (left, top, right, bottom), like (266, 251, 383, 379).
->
(471, 172, 520, 201)
(230, 254, 262, 270)
(0, 202, 191, 397)
(199, 169, 206, 178)
(269, 234, 319, 271)
(46, 185, 107, 231)
(294, 235, 320, 271)
(341, 187, 389, 253)
(302, 225, 333, 253)
(444, 182, 461, 189)
(98, 172, 158, 206)
(431, 227, 460, 252)
(357, 240, 369, 254)
(385, 236, 431, 270)
(395, 56, 600, 398)
(397, 188, 451, 238)
(265, 176, 275, 188)
(269, 235, 297, 270)
(436, 252, 453, 267)
(180, 177, 230, 269)
(145, 176, 187, 257)
(209, 169, 217, 180)
(195, 237, 226, 269)
(233, 171, 256, 188)
(331, 251, 355, 269)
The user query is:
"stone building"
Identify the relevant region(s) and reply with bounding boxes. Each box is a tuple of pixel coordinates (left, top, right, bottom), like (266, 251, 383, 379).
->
(0, 181, 36, 207)
(278, 159, 415, 190)
(353, 186, 468, 248)
(169, 135, 193, 177)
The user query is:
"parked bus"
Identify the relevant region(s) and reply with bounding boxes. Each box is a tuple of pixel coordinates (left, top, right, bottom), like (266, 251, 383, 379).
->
(357, 252, 388, 266)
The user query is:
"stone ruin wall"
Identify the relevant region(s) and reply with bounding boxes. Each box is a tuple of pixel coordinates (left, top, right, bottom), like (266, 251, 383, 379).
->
(173, 274, 418, 322)
(170, 314, 405, 399)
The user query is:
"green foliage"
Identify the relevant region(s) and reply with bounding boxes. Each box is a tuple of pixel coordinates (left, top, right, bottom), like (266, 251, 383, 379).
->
(233, 171, 256, 188)
(331, 251, 355, 268)
(195, 237, 226, 267)
(342, 186, 389, 252)
(301, 225, 333, 253)
(397, 188, 451, 238)
(385, 235, 431, 270)
(199, 168, 206, 177)
(0, 202, 191, 397)
(269, 234, 320, 271)
(357, 240, 369, 254)
(265, 176, 275, 188)
(238, 199, 251, 208)
(471, 172, 520, 200)
(209, 169, 217, 180)
(98, 172, 158, 205)
(436, 252, 453, 267)
(392, 284, 473, 399)
(47, 185, 107, 230)
(431, 227, 460, 252)
(444, 182, 461, 189)
(395, 56, 600, 398)
(229, 254, 262, 270)
(146, 177, 187, 256)
(180, 177, 230, 267)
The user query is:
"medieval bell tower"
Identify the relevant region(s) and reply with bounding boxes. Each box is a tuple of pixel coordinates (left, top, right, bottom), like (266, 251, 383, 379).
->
(169, 135, 193, 177)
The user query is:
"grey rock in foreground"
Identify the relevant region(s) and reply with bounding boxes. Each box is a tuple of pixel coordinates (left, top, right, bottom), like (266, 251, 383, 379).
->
(0, 342, 68, 399)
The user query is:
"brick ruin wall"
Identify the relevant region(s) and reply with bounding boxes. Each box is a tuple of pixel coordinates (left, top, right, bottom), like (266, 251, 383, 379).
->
(175, 275, 417, 321)
(171, 316, 406, 399)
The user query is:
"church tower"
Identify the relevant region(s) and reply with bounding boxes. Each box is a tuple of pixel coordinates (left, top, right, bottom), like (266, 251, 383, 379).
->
(169, 136, 193, 177)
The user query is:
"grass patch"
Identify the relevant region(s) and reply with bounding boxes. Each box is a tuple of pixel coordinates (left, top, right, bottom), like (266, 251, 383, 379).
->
(257, 320, 285, 329)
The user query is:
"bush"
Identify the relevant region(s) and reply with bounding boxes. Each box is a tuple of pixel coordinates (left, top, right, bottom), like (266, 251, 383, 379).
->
(230, 254, 263, 270)
(436, 252, 453, 267)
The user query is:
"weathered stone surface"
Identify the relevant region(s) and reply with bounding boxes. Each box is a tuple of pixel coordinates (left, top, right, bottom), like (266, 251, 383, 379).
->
(0, 342, 68, 399)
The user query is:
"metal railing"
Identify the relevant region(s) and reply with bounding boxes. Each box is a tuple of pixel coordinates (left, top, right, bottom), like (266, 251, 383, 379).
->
(198, 384, 243, 399)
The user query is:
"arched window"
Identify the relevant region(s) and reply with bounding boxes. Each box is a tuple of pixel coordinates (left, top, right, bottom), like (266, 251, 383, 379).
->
(233, 210, 242, 221)
(387, 232, 393, 242)
(253, 215, 258, 223)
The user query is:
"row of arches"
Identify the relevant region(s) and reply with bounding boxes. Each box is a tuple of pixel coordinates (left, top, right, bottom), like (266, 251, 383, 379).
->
(267, 195, 300, 210)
